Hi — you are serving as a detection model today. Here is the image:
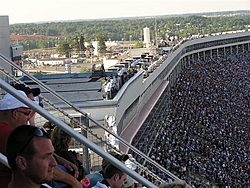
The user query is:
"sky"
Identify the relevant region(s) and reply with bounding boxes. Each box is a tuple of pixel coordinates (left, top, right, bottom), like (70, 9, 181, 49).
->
(1, 0, 250, 24)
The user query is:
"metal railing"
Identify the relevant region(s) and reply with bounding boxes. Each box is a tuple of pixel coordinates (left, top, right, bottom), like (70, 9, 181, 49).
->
(0, 53, 187, 187)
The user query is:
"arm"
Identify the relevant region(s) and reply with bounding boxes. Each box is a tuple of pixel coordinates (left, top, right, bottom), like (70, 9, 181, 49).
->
(53, 166, 83, 188)
(54, 153, 79, 178)
(28, 113, 36, 126)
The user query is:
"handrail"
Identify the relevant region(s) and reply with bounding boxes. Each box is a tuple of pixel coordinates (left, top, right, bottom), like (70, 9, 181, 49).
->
(0, 153, 10, 168)
(0, 64, 169, 185)
(0, 79, 157, 188)
(0, 52, 182, 183)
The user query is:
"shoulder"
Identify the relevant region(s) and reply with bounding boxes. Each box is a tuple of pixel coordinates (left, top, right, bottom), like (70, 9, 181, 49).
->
(87, 172, 103, 187)
(0, 122, 14, 154)
(0, 122, 13, 132)
(92, 181, 108, 188)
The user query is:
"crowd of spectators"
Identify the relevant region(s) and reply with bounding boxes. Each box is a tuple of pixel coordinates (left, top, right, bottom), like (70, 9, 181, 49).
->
(132, 50, 250, 188)
(102, 68, 137, 100)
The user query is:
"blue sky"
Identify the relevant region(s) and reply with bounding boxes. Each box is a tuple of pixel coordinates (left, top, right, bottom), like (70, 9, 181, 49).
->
(1, 0, 250, 24)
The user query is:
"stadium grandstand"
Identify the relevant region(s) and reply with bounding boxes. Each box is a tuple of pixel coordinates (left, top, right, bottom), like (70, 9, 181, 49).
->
(1, 15, 250, 187)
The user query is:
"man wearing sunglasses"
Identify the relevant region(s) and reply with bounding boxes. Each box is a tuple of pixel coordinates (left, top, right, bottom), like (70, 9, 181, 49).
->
(0, 91, 82, 188)
(0, 90, 33, 187)
(6, 125, 57, 188)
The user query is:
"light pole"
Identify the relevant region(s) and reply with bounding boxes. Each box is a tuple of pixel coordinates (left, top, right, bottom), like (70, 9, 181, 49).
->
(90, 47, 93, 64)
(129, 35, 132, 49)
(78, 39, 81, 57)
(121, 38, 124, 51)
(47, 42, 50, 53)
(27, 44, 30, 56)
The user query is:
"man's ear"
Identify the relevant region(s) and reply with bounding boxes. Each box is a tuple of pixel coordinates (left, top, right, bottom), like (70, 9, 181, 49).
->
(16, 156, 28, 170)
(113, 173, 119, 181)
(11, 109, 18, 119)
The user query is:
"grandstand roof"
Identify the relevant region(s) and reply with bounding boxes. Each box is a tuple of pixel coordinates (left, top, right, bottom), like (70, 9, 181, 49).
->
(22, 74, 105, 104)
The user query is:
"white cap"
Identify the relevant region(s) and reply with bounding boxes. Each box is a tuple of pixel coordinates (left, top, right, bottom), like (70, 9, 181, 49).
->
(0, 90, 30, 110)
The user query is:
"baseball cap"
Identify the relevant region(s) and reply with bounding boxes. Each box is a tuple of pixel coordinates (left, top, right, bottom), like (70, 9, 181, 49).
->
(13, 83, 40, 97)
(0, 90, 30, 110)
(102, 151, 129, 169)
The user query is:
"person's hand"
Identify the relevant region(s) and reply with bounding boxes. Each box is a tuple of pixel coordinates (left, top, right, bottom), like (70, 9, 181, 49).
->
(28, 112, 36, 126)
(63, 161, 79, 178)
(53, 165, 81, 188)
(135, 182, 143, 188)
(54, 154, 79, 178)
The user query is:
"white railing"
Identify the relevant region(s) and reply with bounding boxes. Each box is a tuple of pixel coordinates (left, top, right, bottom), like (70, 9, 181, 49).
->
(0, 52, 187, 187)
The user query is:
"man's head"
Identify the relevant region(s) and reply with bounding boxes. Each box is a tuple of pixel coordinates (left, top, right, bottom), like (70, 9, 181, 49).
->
(103, 163, 127, 188)
(0, 90, 32, 127)
(6, 125, 57, 185)
(13, 84, 43, 120)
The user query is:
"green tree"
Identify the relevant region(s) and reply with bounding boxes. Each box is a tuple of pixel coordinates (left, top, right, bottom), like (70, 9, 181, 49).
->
(71, 35, 80, 52)
(70, 34, 86, 57)
(79, 34, 86, 53)
(9, 11, 250, 48)
(57, 40, 71, 57)
(134, 41, 144, 48)
(95, 33, 106, 52)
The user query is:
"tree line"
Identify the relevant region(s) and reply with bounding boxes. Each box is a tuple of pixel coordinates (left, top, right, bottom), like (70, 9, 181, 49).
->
(10, 11, 250, 56)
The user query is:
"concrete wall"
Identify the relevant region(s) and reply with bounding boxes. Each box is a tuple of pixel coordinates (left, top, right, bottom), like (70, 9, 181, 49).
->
(0, 16, 11, 74)
(0, 16, 12, 95)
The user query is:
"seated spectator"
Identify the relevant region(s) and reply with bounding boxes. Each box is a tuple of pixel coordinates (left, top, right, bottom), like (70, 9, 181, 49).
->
(0, 91, 82, 188)
(0, 91, 33, 188)
(12, 83, 41, 126)
(6, 125, 57, 188)
(51, 125, 89, 181)
(92, 163, 127, 188)
(87, 152, 129, 187)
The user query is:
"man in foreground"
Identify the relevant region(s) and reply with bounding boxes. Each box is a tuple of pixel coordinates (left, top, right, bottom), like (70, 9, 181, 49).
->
(6, 125, 57, 188)
(0, 91, 82, 188)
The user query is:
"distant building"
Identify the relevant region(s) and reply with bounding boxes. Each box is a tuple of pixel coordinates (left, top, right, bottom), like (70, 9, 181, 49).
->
(143, 27, 150, 48)
(37, 58, 66, 66)
(92, 41, 99, 56)
(37, 58, 79, 66)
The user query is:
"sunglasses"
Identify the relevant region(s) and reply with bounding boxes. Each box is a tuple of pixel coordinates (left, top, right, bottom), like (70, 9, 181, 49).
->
(19, 128, 45, 156)
(16, 110, 32, 117)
